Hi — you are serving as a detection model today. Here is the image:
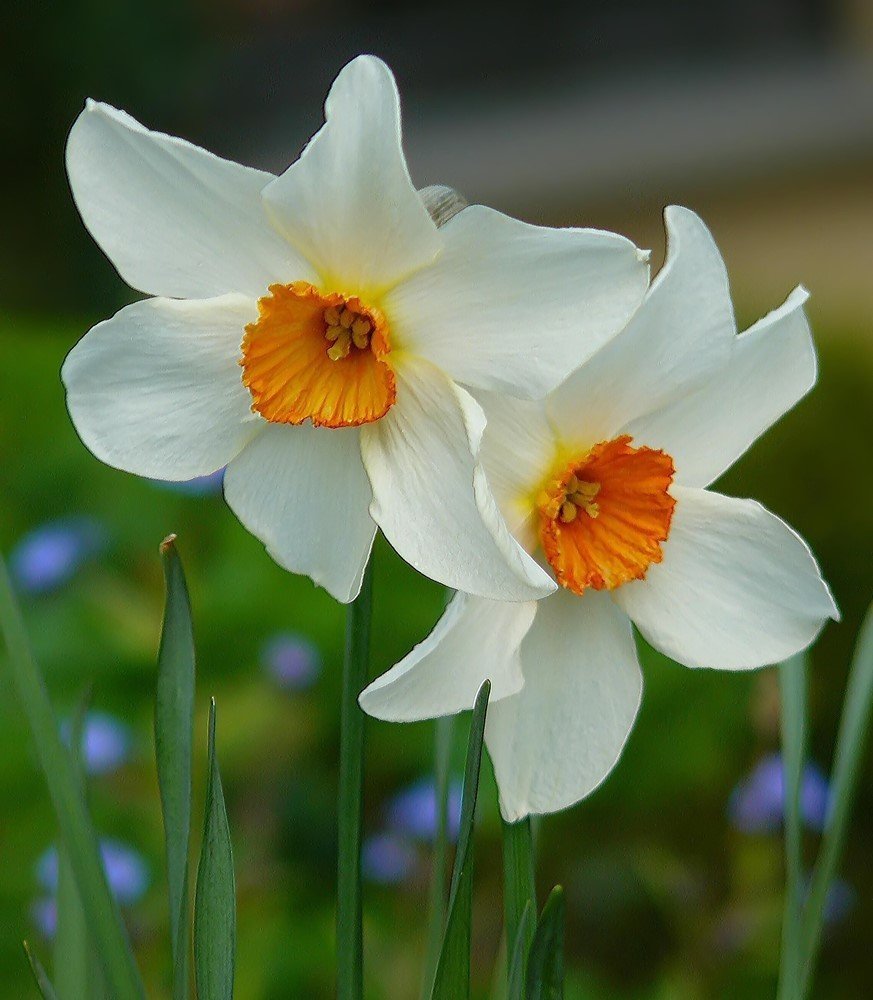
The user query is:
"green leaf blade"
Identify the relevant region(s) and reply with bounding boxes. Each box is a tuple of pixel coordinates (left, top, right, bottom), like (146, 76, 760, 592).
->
(24, 942, 59, 1000)
(54, 697, 90, 1000)
(194, 699, 236, 1000)
(0, 556, 144, 1000)
(507, 900, 534, 1000)
(156, 536, 196, 1000)
(526, 886, 565, 1000)
(430, 679, 490, 1000)
(777, 653, 807, 1000)
(799, 602, 873, 995)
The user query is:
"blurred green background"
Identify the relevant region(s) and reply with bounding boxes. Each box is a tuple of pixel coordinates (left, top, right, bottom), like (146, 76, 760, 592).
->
(2, 1, 872, 997)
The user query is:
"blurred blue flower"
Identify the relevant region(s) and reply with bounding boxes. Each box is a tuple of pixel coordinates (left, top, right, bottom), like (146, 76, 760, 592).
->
(728, 753, 831, 834)
(152, 468, 225, 496)
(30, 897, 57, 938)
(362, 833, 418, 885)
(37, 839, 149, 906)
(821, 878, 856, 926)
(10, 516, 106, 594)
(261, 632, 321, 691)
(61, 711, 132, 775)
(386, 777, 463, 843)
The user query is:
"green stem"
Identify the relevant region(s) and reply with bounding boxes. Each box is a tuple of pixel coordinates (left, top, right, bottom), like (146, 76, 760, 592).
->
(0, 556, 144, 1000)
(422, 714, 454, 999)
(798, 604, 873, 997)
(502, 817, 536, 962)
(777, 655, 807, 1000)
(337, 562, 374, 1000)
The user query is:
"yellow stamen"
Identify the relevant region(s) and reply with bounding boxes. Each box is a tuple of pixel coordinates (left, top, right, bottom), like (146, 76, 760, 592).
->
(327, 329, 352, 361)
(559, 500, 578, 523)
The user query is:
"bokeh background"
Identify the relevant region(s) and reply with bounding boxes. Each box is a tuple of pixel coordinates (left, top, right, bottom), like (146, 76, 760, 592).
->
(2, 1, 872, 996)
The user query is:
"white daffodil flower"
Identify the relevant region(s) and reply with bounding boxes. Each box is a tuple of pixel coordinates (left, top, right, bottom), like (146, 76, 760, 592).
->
(360, 206, 839, 820)
(61, 55, 649, 604)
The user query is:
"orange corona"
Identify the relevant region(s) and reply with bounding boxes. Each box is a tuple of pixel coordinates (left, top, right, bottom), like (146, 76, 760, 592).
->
(240, 281, 396, 428)
(537, 435, 676, 594)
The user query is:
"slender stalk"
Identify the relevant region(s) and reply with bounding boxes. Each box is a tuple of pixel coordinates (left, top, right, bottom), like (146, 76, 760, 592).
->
(502, 817, 536, 962)
(337, 561, 374, 1000)
(0, 557, 144, 999)
(423, 714, 454, 998)
(798, 604, 873, 997)
(777, 655, 808, 1000)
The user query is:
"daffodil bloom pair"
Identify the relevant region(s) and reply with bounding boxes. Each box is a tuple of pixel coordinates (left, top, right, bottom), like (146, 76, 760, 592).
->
(62, 55, 648, 604)
(361, 207, 838, 821)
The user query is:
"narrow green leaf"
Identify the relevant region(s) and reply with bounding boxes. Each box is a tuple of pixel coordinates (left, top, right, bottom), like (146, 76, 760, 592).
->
(526, 887, 565, 1000)
(422, 587, 457, 1000)
(431, 679, 491, 1000)
(0, 556, 144, 1000)
(194, 699, 236, 1000)
(423, 713, 455, 1000)
(507, 901, 534, 1000)
(777, 654, 807, 1000)
(156, 535, 195, 1000)
(502, 817, 536, 963)
(24, 942, 59, 1000)
(337, 560, 373, 1000)
(799, 602, 873, 996)
(54, 695, 91, 1000)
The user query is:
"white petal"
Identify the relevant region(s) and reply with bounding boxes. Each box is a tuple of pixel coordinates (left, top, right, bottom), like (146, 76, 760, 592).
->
(359, 593, 535, 721)
(626, 286, 816, 487)
(61, 295, 261, 480)
(385, 204, 649, 399)
(613, 485, 838, 670)
(486, 589, 642, 821)
(477, 391, 557, 550)
(360, 358, 556, 601)
(262, 56, 440, 294)
(223, 423, 376, 603)
(66, 101, 313, 299)
(547, 206, 735, 445)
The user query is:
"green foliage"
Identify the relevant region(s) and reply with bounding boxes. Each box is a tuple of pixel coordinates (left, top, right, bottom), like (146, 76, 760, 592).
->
(337, 563, 373, 1000)
(194, 699, 236, 1000)
(0, 557, 145, 1000)
(431, 680, 491, 1000)
(507, 901, 534, 1000)
(777, 655, 807, 1000)
(797, 602, 873, 996)
(526, 887, 565, 1000)
(156, 536, 196, 1000)
(23, 942, 58, 1000)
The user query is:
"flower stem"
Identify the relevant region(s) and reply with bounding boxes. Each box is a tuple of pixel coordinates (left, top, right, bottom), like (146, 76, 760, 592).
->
(337, 562, 373, 1000)
(797, 603, 873, 997)
(777, 654, 807, 1000)
(422, 713, 454, 998)
(502, 816, 536, 963)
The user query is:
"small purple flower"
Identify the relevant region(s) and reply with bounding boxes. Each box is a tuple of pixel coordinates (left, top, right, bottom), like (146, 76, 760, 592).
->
(61, 712, 132, 775)
(798, 762, 830, 833)
(30, 897, 57, 938)
(152, 468, 225, 496)
(10, 516, 106, 594)
(37, 839, 149, 906)
(386, 777, 463, 843)
(261, 632, 321, 691)
(822, 878, 856, 926)
(728, 753, 831, 834)
(362, 833, 418, 885)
